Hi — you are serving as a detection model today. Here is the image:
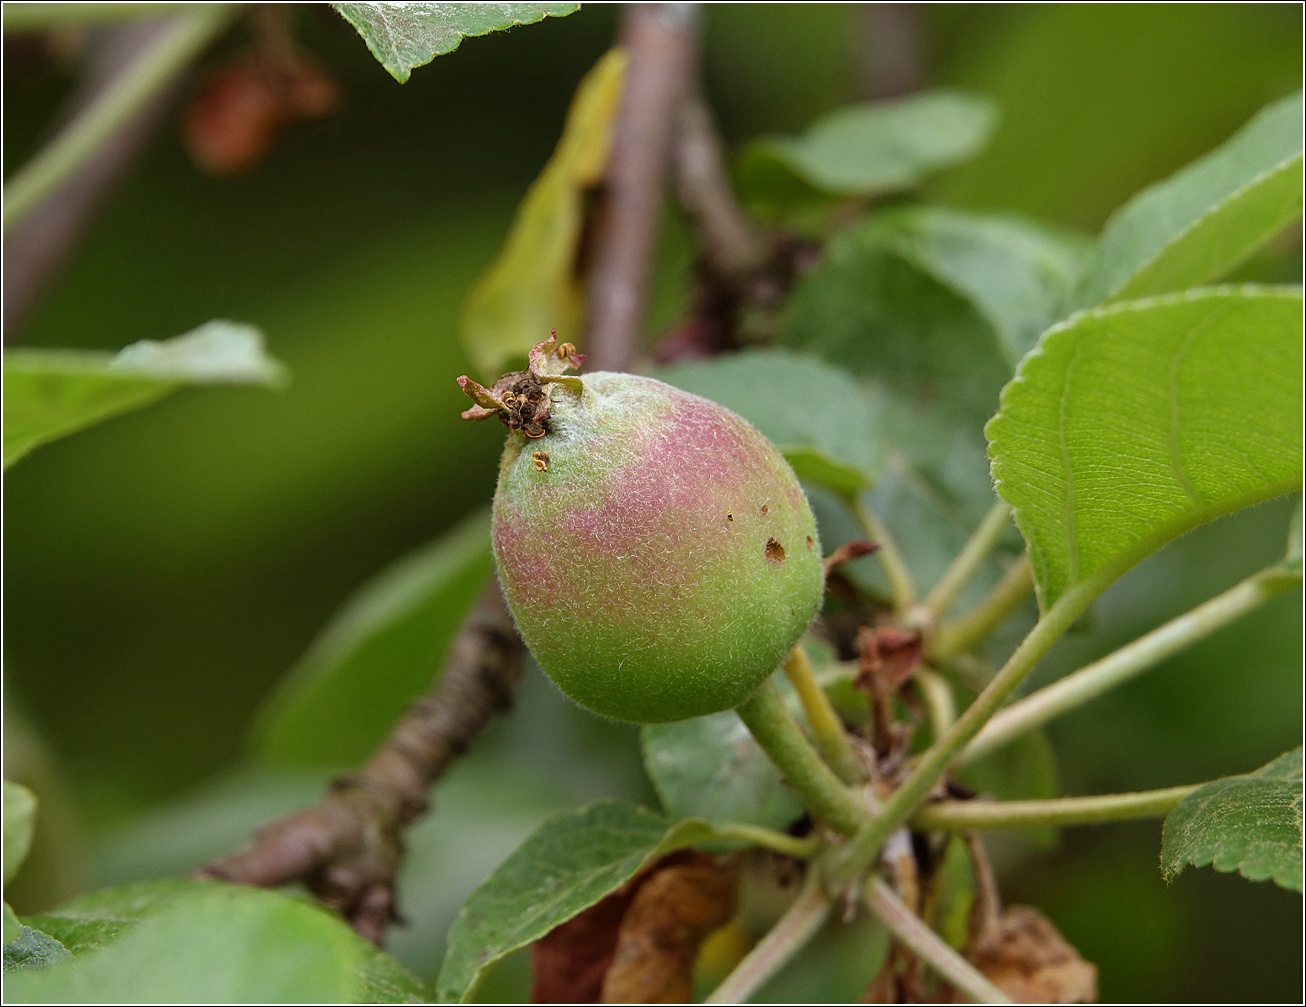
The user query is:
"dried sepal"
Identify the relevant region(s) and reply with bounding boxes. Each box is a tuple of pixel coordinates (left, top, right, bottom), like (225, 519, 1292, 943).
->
(457, 334, 586, 436)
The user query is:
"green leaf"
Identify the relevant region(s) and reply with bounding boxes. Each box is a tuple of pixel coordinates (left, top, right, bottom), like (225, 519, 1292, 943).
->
(740, 91, 997, 198)
(927, 834, 976, 951)
(3, 780, 38, 885)
(3, 320, 286, 469)
(781, 220, 1011, 419)
(640, 659, 860, 832)
(333, 2, 579, 83)
(642, 711, 805, 833)
(436, 800, 716, 1003)
(656, 349, 886, 494)
(3, 925, 71, 975)
(862, 207, 1093, 366)
(460, 48, 626, 376)
(1161, 747, 1303, 892)
(1084, 91, 1304, 305)
(255, 508, 493, 767)
(987, 286, 1304, 612)
(7, 880, 427, 1003)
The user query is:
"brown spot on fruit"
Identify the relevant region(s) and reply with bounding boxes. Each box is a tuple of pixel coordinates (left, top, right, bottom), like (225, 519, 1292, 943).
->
(532, 451, 550, 472)
(726, 513, 734, 522)
(806, 536, 814, 548)
(765, 538, 785, 564)
(761, 504, 769, 515)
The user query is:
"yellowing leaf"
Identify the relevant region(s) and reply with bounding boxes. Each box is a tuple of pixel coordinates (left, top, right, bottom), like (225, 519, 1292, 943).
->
(460, 48, 627, 377)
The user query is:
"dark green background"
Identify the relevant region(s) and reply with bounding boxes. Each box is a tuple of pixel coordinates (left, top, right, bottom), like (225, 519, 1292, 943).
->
(4, 4, 1302, 1001)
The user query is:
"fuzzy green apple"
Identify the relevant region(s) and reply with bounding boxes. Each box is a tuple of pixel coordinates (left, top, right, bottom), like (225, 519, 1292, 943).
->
(459, 337, 823, 723)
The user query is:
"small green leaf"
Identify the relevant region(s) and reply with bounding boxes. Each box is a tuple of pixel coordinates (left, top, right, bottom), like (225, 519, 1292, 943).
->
(1084, 91, 1303, 305)
(333, 2, 579, 83)
(987, 286, 1304, 611)
(1162, 748, 1303, 892)
(255, 508, 493, 767)
(863, 207, 1092, 366)
(657, 349, 885, 494)
(3, 925, 71, 975)
(460, 48, 626, 376)
(3, 903, 20, 947)
(781, 221, 1011, 419)
(7, 879, 427, 1002)
(927, 834, 975, 950)
(436, 800, 716, 1003)
(3, 780, 37, 885)
(642, 711, 805, 832)
(3, 320, 286, 469)
(741, 91, 997, 198)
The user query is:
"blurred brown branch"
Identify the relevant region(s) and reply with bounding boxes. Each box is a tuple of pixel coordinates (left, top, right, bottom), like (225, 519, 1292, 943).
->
(859, 3, 925, 100)
(195, 581, 523, 944)
(583, 2, 699, 372)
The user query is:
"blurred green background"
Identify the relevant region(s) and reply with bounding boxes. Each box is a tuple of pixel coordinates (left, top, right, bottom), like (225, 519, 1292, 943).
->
(4, 3, 1301, 1001)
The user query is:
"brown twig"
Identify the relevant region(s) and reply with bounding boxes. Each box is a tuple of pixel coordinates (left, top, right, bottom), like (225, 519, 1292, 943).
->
(195, 581, 523, 943)
(671, 95, 769, 281)
(3, 17, 186, 338)
(657, 79, 821, 364)
(583, 2, 698, 372)
(858, 3, 925, 100)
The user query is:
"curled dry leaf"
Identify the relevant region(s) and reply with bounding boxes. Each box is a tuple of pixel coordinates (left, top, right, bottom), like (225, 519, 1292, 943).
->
(823, 539, 879, 578)
(531, 878, 639, 1004)
(530, 850, 736, 1005)
(855, 625, 923, 694)
(962, 905, 1097, 1004)
(600, 851, 737, 1003)
(185, 54, 340, 175)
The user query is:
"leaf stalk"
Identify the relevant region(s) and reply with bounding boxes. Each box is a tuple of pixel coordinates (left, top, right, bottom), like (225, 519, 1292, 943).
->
(910, 785, 1198, 831)
(704, 868, 832, 1004)
(735, 680, 868, 838)
(853, 496, 917, 612)
(783, 644, 867, 785)
(929, 555, 1034, 661)
(957, 563, 1300, 766)
(864, 876, 1012, 1004)
(3, 4, 237, 233)
(831, 578, 1100, 884)
(922, 500, 1013, 622)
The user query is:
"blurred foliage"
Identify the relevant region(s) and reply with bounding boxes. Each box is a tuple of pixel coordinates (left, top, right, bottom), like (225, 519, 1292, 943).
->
(460, 47, 626, 377)
(2, 3, 1301, 1000)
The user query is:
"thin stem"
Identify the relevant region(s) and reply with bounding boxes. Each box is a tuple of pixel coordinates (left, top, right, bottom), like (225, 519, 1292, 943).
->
(864, 876, 1012, 1005)
(923, 500, 1012, 621)
(832, 579, 1099, 884)
(957, 565, 1300, 766)
(915, 667, 957, 743)
(930, 556, 1033, 661)
(705, 868, 832, 1004)
(4, 4, 236, 233)
(711, 822, 821, 859)
(735, 680, 868, 838)
(853, 496, 917, 612)
(2, 3, 186, 33)
(911, 786, 1198, 831)
(783, 644, 867, 785)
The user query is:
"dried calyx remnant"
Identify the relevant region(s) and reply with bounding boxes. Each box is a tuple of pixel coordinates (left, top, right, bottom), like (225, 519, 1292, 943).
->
(457, 334, 584, 439)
